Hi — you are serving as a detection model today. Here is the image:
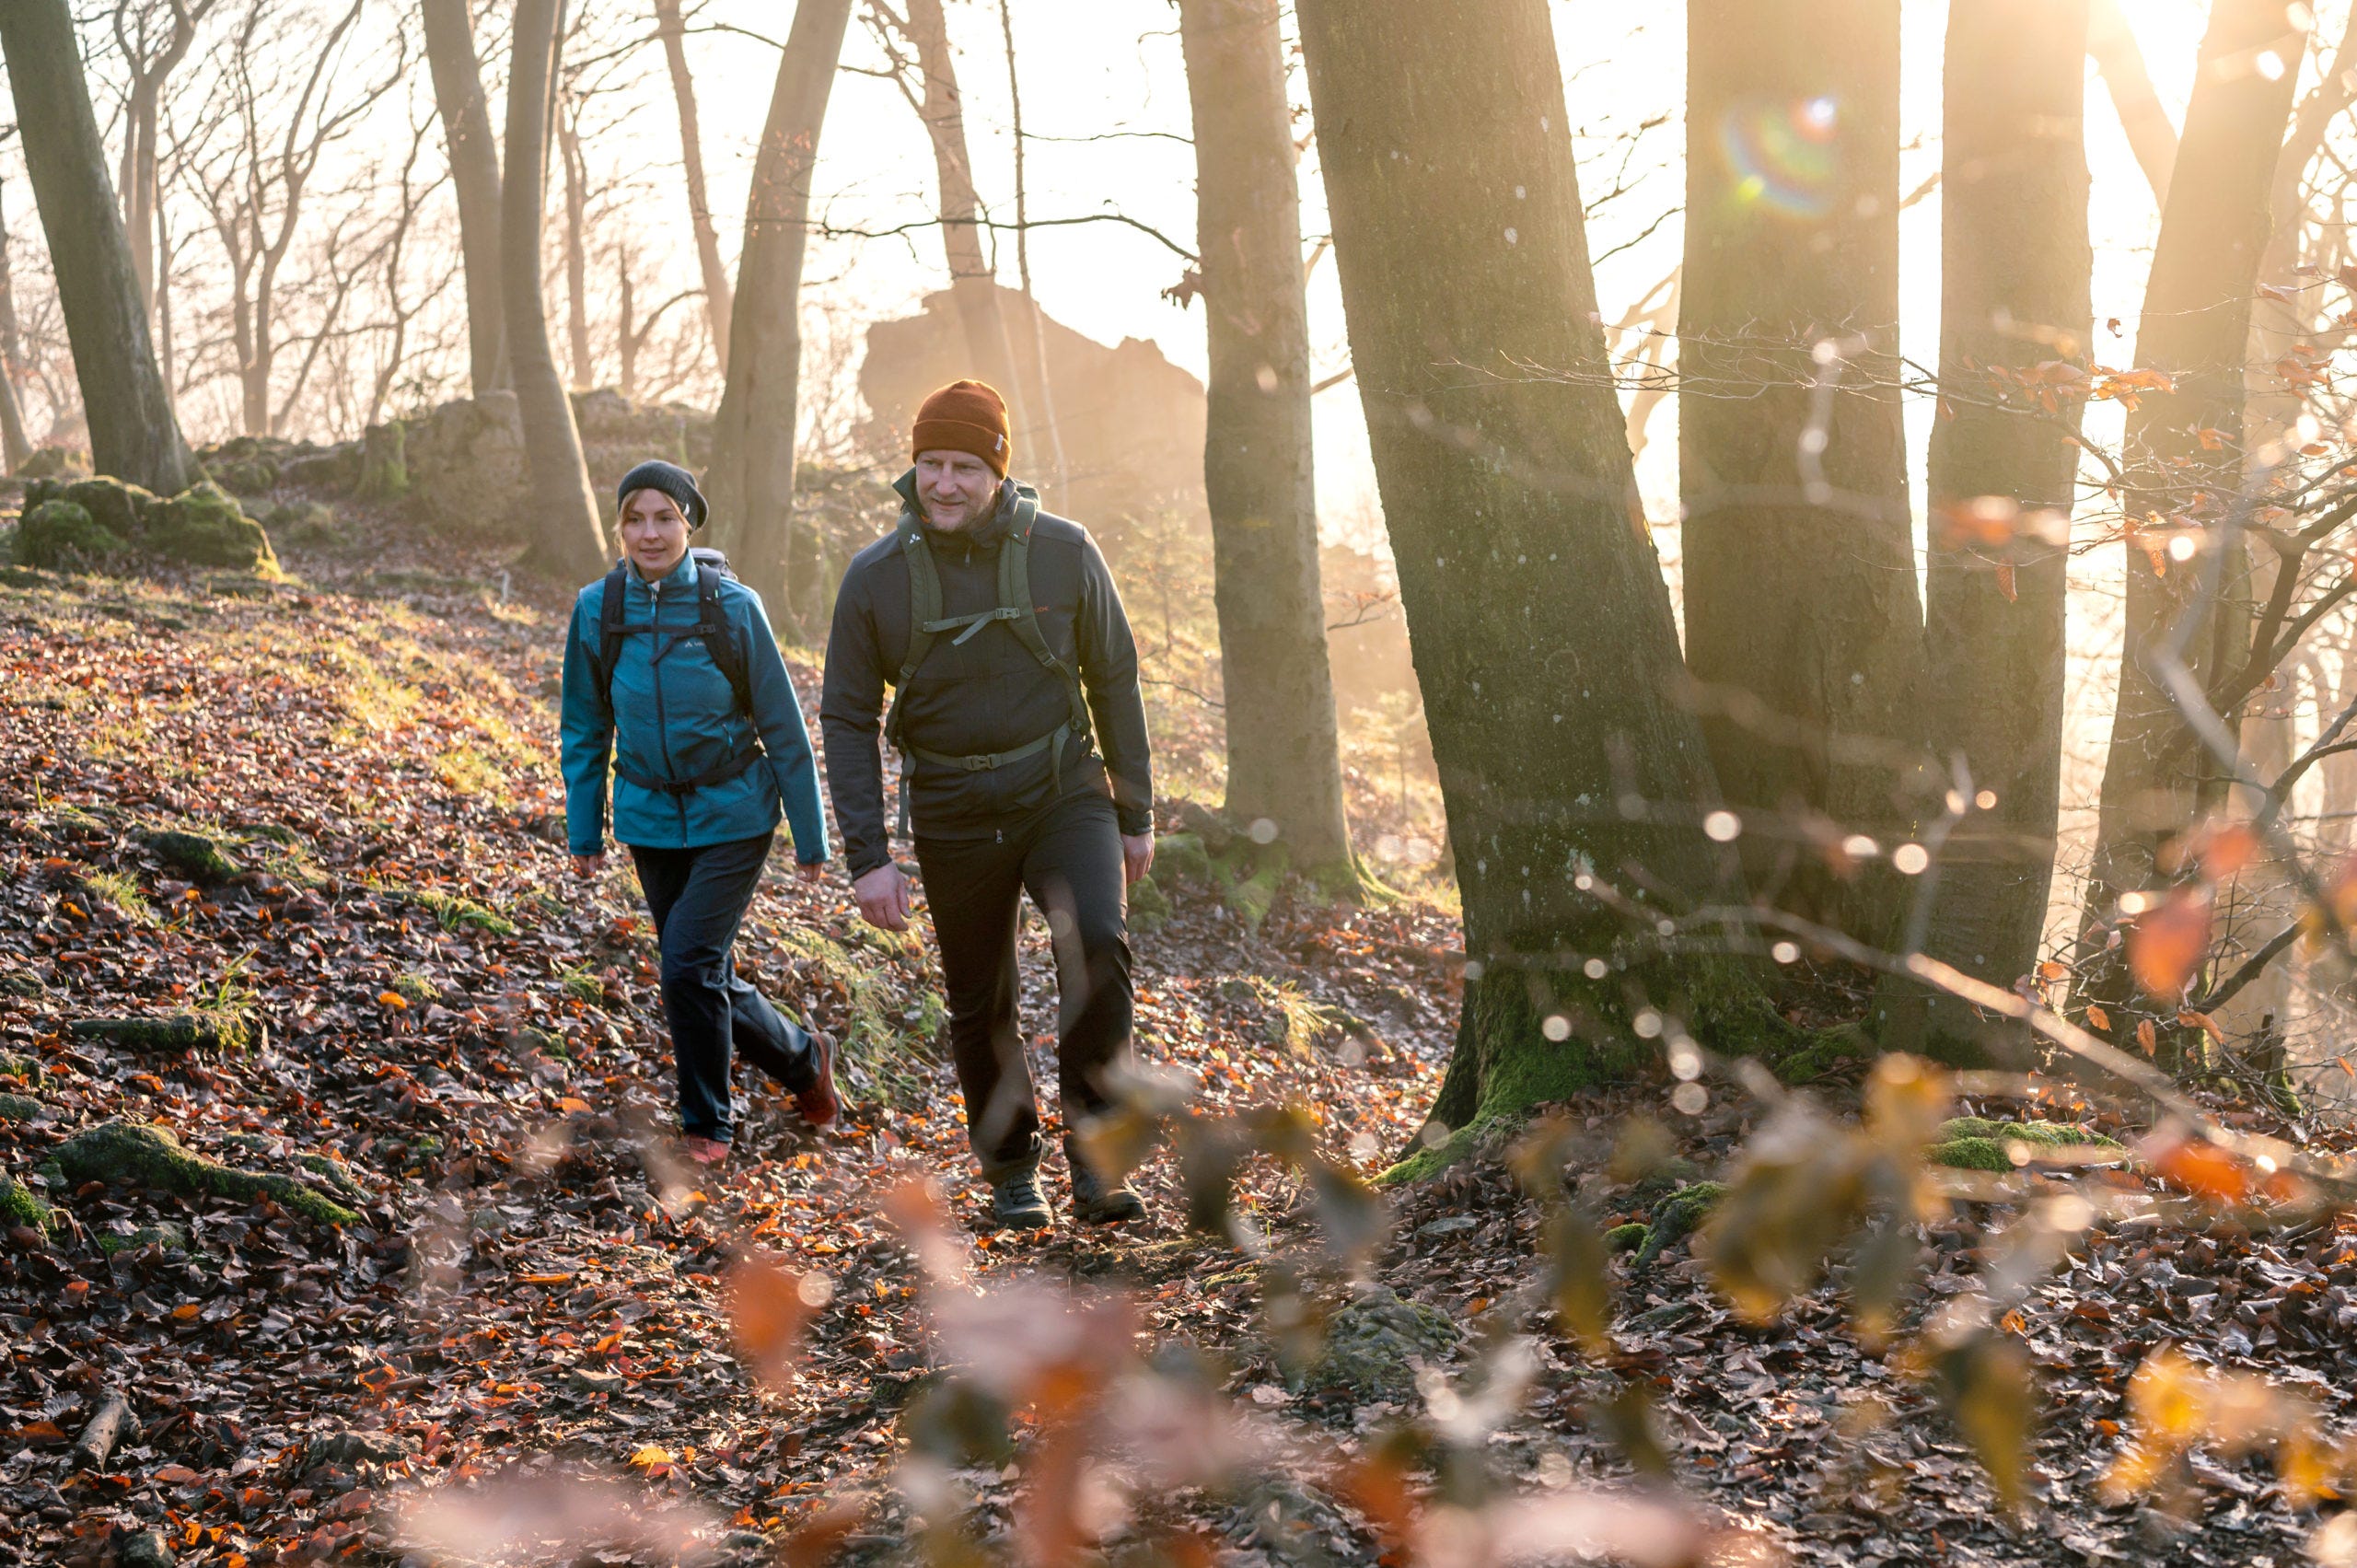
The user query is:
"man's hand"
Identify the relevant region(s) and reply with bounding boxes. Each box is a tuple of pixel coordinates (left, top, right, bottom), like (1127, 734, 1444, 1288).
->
(571, 853, 605, 879)
(1120, 831, 1155, 888)
(853, 863, 913, 931)
(795, 859, 829, 884)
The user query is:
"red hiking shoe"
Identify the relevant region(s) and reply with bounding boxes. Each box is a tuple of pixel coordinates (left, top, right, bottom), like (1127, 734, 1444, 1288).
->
(682, 1135, 730, 1168)
(794, 1031, 840, 1129)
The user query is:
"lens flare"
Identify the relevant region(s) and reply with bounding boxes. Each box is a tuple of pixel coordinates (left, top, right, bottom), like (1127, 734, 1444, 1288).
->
(1720, 94, 1841, 219)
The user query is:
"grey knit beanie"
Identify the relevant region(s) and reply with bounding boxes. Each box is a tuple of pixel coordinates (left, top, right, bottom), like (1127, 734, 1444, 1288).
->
(616, 459, 708, 530)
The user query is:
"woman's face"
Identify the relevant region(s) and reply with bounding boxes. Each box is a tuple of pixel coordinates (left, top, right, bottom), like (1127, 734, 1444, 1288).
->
(620, 488, 691, 578)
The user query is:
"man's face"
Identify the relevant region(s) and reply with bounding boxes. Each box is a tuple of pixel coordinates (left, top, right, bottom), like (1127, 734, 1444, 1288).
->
(915, 449, 1000, 532)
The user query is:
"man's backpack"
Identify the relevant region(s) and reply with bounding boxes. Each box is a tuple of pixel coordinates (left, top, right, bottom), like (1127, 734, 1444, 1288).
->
(880, 484, 1092, 819)
(593, 545, 764, 796)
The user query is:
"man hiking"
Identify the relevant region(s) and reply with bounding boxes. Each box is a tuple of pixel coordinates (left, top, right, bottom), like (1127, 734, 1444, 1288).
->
(822, 379, 1155, 1229)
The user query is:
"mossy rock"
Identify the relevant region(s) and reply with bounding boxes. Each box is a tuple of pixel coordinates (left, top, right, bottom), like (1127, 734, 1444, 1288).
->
(277, 442, 364, 492)
(1128, 875, 1171, 930)
(1, 1173, 55, 1231)
(1298, 1286, 1464, 1396)
(0, 1052, 31, 1080)
(1930, 1136, 2014, 1172)
(97, 1222, 192, 1256)
(214, 456, 279, 496)
(56, 1121, 356, 1226)
(296, 1153, 369, 1204)
(62, 476, 158, 541)
(1634, 1180, 1726, 1269)
(71, 1009, 256, 1054)
(1607, 1222, 1648, 1254)
(1775, 1022, 1877, 1084)
(0, 1093, 44, 1122)
(141, 827, 242, 882)
(17, 446, 87, 481)
(147, 483, 279, 571)
(1928, 1118, 2119, 1171)
(1155, 832, 1212, 886)
(262, 500, 348, 549)
(13, 501, 125, 570)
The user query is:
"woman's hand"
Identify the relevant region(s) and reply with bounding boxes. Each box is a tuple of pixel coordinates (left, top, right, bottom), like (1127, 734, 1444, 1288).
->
(1120, 831, 1155, 887)
(853, 864, 913, 931)
(571, 853, 605, 879)
(795, 858, 829, 884)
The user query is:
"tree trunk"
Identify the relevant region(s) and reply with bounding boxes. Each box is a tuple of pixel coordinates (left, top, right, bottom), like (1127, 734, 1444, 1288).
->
(423, 0, 507, 395)
(2075, 0, 2304, 1040)
(1296, 0, 1772, 1151)
(704, 0, 856, 638)
(0, 185, 32, 471)
(2088, 0, 2177, 206)
(652, 0, 734, 375)
(0, 0, 192, 494)
(1680, 0, 1923, 945)
(894, 0, 1032, 437)
(560, 101, 592, 389)
(503, 0, 610, 579)
(996, 0, 1066, 493)
(1871, 0, 2094, 1064)
(1177, 0, 1355, 887)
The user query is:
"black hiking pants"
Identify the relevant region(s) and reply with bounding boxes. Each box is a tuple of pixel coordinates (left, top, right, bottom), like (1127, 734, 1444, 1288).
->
(912, 789, 1133, 1178)
(628, 830, 818, 1143)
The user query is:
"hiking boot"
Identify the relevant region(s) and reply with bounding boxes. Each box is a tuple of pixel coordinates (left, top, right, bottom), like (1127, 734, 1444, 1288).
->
(793, 1030, 840, 1128)
(988, 1166, 1055, 1230)
(683, 1135, 730, 1168)
(1068, 1150, 1146, 1225)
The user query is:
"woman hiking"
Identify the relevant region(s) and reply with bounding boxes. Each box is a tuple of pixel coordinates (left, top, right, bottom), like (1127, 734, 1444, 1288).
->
(560, 460, 838, 1168)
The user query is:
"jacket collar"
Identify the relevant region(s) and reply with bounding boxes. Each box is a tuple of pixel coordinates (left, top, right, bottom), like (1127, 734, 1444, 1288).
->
(625, 551, 698, 590)
(894, 469, 1019, 549)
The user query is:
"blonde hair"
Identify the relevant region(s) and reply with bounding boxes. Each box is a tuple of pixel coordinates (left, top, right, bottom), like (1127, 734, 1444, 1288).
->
(617, 487, 689, 524)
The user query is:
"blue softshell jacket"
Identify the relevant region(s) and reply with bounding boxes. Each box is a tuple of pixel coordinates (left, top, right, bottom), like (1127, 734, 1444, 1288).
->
(559, 553, 830, 863)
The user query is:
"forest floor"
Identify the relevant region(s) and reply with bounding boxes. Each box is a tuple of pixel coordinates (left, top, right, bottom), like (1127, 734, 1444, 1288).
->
(1, 498, 2354, 1568)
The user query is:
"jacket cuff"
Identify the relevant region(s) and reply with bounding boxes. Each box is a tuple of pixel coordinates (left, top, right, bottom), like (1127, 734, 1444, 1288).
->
(1117, 806, 1153, 837)
(847, 848, 891, 879)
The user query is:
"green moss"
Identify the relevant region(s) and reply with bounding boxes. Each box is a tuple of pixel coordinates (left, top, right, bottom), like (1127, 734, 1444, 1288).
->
(71, 1006, 256, 1053)
(141, 827, 241, 882)
(1379, 1119, 1486, 1186)
(215, 457, 279, 495)
(1634, 1180, 1726, 1269)
(1216, 842, 1288, 929)
(1128, 875, 1171, 930)
(55, 1121, 356, 1226)
(296, 1153, 368, 1204)
(62, 477, 158, 541)
(372, 880, 516, 936)
(390, 972, 437, 1005)
(147, 483, 280, 572)
(1773, 1021, 1878, 1084)
(0, 1093, 42, 1121)
(0, 1174, 54, 1231)
(262, 500, 348, 549)
(14, 501, 124, 569)
(1607, 1222, 1648, 1254)
(96, 1222, 190, 1255)
(0, 1053, 31, 1081)
(1155, 832, 1212, 885)
(1929, 1136, 2014, 1172)
(557, 966, 604, 1005)
(775, 925, 938, 1108)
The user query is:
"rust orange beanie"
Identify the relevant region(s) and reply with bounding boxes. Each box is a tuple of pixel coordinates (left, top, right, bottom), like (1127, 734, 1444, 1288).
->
(912, 379, 1012, 477)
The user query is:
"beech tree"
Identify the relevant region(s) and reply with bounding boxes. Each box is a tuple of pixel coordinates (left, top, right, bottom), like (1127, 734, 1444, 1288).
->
(2075, 0, 2305, 1036)
(112, 0, 218, 323)
(1679, 0, 1923, 941)
(0, 0, 192, 494)
(703, 0, 857, 637)
(1296, 0, 1772, 1151)
(651, 0, 733, 375)
(1882, 0, 2092, 1061)
(1176, 0, 1355, 886)
(502, 0, 609, 579)
(421, 0, 505, 394)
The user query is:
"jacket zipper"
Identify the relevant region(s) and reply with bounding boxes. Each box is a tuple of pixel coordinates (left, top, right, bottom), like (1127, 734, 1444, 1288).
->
(647, 575, 688, 839)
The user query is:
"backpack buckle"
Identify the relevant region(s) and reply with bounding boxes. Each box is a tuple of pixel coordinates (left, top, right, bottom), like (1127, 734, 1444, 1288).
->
(961, 753, 998, 772)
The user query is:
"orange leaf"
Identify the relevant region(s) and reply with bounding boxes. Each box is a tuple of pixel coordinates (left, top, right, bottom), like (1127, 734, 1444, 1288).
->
(2038, 960, 2070, 982)
(518, 1273, 573, 1285)
(153, 1464, 202, 1486)
(2176, 1009, 2225, 1044)
(2136, 1019, 2158, 1054)
(2084, 1004, 2112, 1032)
(628, 1444, 674, 1469)
(2199, 822, 2260, 881)
(1994, 560, 2018, 602)
(556, 1097, 591, 1114)
(171, 1303, 202, 1321)
(2148, 1137, 2251, 1203)
(2127, 891, 2211, 1002)
(723, 1249, 818, 1396)
(377, 991, 409, 1010)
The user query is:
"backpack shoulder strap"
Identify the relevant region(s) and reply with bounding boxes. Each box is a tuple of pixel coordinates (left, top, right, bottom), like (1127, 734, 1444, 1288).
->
(594, 563, 629, 709)
(882, 524, 942, 751)
(693, 561, 755, 720)
(997, 489, 1091, 738)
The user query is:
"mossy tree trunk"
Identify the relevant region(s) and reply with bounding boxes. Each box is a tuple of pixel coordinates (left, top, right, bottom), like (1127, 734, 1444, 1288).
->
(653, 0, 735, 377)
(1177, 0, 1357, 889)
(2074, 0, 2304, 1044)
(0, 0, 193, 495)
(1296, 0, 1775, 1154)
(1877, 0, 2091, 1063)
(501, 0, 610, 581)
(422, 0, 507, 395)
(1680, 0, 1925, 945)
(704, 0, 855, 642)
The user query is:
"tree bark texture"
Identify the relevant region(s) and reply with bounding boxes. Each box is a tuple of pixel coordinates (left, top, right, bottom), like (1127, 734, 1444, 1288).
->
(0, 187, 32, 471)
(893, 0, 1034, 439)
(653, 0, 735, 375)
(0, 0, 192, 494)
(1877, 0, 2093, 1063)
(115, 1, 211, 322)
(423, 0, 507, 395)
(560, 101, 592, 389)
(2075, 0, 2304, 1037)
(1680, 0, 1924, 944)
(1177, 0, 1354, 882)
(502, 0, 610, 579)
(705, 0, 856, 640)
(1297, 0, 1769, 1148)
